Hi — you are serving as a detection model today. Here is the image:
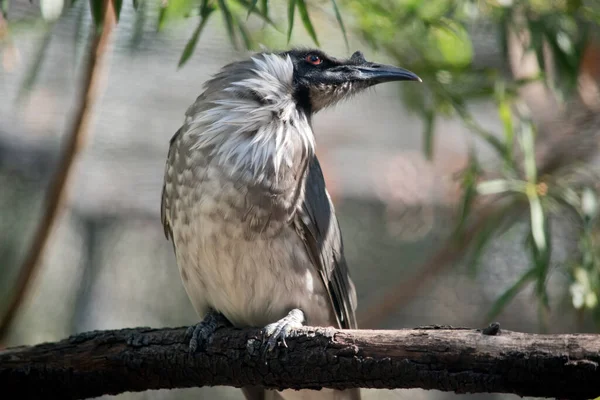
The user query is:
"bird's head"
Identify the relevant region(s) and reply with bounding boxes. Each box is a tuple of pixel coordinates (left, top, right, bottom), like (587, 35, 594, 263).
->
(283, 48, 421, 113)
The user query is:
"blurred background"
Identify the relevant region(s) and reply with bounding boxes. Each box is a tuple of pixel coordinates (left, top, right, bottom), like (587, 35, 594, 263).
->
(1, 0, 600, 399)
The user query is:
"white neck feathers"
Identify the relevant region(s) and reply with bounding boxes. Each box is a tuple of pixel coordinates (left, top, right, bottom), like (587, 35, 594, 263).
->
(184, 53, 315, 183)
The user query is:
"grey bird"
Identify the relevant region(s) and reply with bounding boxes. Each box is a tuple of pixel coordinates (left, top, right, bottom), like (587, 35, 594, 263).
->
(160, 48, 420, 400)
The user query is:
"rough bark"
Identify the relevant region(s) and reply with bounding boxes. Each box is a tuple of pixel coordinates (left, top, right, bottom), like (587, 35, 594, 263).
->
(2, 325, 600, 399)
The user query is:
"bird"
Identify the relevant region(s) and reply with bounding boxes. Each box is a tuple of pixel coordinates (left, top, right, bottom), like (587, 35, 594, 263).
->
(160, 48, 420, 400)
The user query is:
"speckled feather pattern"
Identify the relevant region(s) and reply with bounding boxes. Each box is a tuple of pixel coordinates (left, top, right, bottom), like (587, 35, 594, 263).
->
(162, 53, 338, 327)
(161, 51, 359, 400)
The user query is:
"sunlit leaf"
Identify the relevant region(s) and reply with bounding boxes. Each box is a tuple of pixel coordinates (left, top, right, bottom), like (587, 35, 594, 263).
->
(178, 0, 215, 68)
(520, 118, 537, 183)
(287, 0, 296, 43)
(330, 0, 348, 50)
(426, 19, 473, 67)
(158, 0, 197, 30)
(582, 187, 599, 225)
(41, 0, 64, 21)
(476, 179, 526, 196)
(529, 194, 547, 255)
(297, 0, 319, 46)
(487, 267, 538, 320)
(495, 81, 514, 169)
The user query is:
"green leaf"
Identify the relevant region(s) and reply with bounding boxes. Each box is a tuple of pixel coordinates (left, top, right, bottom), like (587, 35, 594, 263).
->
(178, 0, 215, 68)
(246, 0, 258, 19)
(423, 109, 435, 159)
(454, 152, 480, 237)
(476, 179, 526, 196)
(330, 0, 348, 50)
(132, 0, 139, 10)
(296, 0, 319, 46)
(287, 0, 296, 43)
(114, 0, 122, 21)
(217, 0, 238, 50)
(157, 0, 197, 31)
(529, 194, 547, 255)
(495, 81, 514, 169)
(487, 267, 538, 320)
(520, 118, 537, 184)
(234, 0, 277, 27)
(1, 0, 9, 17)
(16, 24, 54, 103)
(260, 0, 268, 18)
(235, 14, 253, 49)
(129, 0, 146, 50)
(89, 0, 104, 27)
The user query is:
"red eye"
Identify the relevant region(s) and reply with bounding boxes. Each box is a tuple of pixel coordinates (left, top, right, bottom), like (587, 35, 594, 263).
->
(305, 54, 323, 65)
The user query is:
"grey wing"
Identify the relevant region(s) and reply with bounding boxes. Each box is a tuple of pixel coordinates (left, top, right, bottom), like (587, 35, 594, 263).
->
(160, 128, 183, 244)
(295, 156, 358, 329)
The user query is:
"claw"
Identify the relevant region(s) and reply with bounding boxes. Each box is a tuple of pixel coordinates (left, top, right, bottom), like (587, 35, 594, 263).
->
(187, 310, 230, 354)
(262, 308, 305, 355)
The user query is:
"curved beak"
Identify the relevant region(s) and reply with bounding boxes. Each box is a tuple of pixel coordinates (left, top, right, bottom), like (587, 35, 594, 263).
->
(356, 63, 422, 84)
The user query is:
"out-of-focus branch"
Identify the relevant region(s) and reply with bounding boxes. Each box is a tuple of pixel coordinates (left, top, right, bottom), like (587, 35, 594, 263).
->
(3, 325, 600, 399)
(0, 0, 117, 342)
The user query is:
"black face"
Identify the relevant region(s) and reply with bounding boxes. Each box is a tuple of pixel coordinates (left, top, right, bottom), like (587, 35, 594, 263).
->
(283, 48, 420, 88)
(281, 48, 421, 113)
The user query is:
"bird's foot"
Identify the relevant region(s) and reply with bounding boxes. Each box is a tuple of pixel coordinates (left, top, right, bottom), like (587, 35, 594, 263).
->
(262, 308, 305, 353)
(186, 310, 230, 353)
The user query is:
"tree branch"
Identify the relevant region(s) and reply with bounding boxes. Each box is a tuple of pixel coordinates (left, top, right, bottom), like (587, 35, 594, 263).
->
(0, 0, 116, 342)
(2, 325, 600, 400)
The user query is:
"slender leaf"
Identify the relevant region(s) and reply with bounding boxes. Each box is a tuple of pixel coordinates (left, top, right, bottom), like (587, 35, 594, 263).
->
(454, 152, 480, 237)
(246, 0, 258, 19)
(423, 109, 435, 159)
(157, 4, 167, 31)
(129, 0, 146, 50)
(1, 0, 9, 17)
(178, 0, 215, 68)
(260, 0, 268, 19)
(235, 15, 253, 49)
(114, 0, 122, 21)
(235, 0, 276, 27)
(296, 0, 319, 46)
(529, 194, 547, 255)
(89, 0, 104, 27)
(495, 81, 514, 170)
(217, 0, 238, 50)
(476, 179, 526, 196)
(330, 0, 348, 50)
(487, 267, 538, 320)
(520, 119, 537, 183)
(133, 0, 139, 10)
(17, 23, 54, 103)
(287, 0, 296, 43)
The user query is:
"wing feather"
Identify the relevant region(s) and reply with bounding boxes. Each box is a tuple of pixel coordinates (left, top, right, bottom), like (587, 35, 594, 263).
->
(295, 156, 358, 329)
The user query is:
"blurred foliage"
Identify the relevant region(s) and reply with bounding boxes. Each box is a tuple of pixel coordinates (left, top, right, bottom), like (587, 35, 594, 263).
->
(3, 0, 600, 324)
